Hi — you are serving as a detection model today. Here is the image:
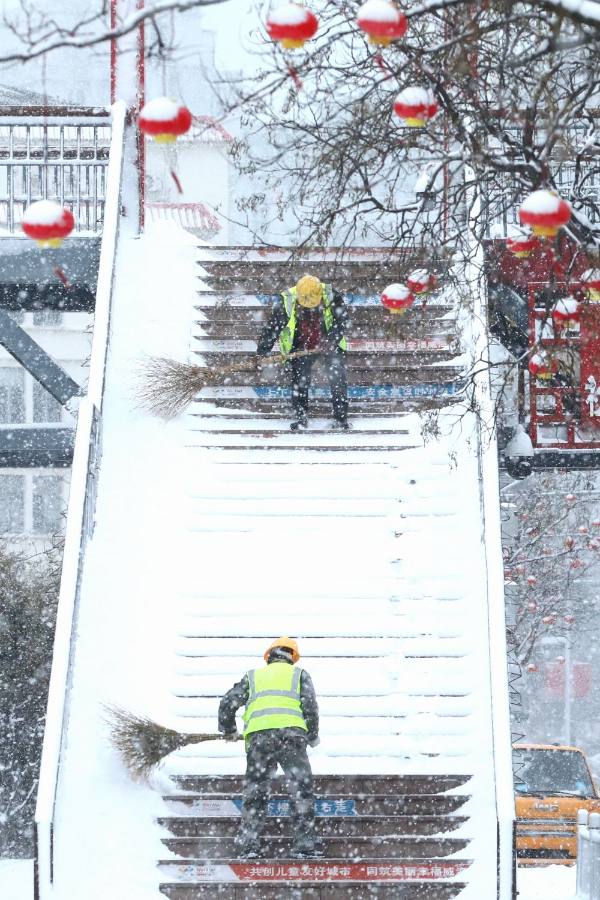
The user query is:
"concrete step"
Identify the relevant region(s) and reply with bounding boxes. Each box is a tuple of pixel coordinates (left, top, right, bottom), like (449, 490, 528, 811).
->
(159, 866, 469, 900)
(158, 814, 469, 838)
(162, 794, 470, 818)
(170, 775, 471, 795)
(189, 365, 462, 388)
(161, 835, 470, 860)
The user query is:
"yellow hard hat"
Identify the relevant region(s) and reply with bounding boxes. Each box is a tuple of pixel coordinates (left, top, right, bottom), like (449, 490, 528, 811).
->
(264, 636, 300, 664)
(296, 275, 323, 308)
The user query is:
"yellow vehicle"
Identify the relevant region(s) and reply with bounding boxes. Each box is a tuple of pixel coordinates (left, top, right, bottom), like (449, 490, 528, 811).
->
(515, 744, 600, 865)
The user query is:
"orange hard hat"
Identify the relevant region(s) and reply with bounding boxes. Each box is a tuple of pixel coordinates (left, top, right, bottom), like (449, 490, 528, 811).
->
(264, 636, 300, 664)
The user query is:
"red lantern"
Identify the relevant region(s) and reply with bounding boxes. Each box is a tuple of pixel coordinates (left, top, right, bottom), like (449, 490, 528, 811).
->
(571, 558, 584, 569)
(515, 563, 526, 575)
(519, 189, 571, 239)
(527, 600, 537, 611)
(507, 229, 537, 258)
(542, 614, 557, 625)
(566, 493, 576, 504)
(528, 351, 558, 381)
(527, 575, 537, 585)
(556, 656, 566, 665)
(564, 536, 575, 548)
(381, 283, 414, 315)
(266, 3, 318, 48)
(552, 296, 580, 331)
(564, 614, 576, 625)
(357, 0, 407, 45)
(581, 268, 600, 302)
(393, 86, 438, 127)
(578, 526, 588, 534)
(588, 540, 600, 550)
(542, 547, 553, 556)
(406, 269, 437, 295)
(139, 98, 192, 143)
(525, 527, 537, 537)
(526, 663, 539, 674)
(593, 519, 600, 528)
(22, 200, 75, 248)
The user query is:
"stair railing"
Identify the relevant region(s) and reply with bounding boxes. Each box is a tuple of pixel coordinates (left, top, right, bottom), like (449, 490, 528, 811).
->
(466, 168, 517, 900)
(576, 810, 600, 900)
(34, 100, 127, 900)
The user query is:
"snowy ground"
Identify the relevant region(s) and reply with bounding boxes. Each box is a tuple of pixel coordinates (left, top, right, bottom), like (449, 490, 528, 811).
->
(0, 859, 577, 899)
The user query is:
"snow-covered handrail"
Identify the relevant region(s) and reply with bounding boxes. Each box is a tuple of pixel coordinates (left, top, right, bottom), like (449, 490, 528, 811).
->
(88, 100, 127, 408)
(466, 170, 517, 899)
(576, 810, 600, 899)
(34, 101, 127, 900)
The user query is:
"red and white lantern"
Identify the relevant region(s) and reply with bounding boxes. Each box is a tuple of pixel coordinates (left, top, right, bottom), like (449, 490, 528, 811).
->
(266, 3, 318, 48)
(581, 268, 600, 302)
(564, 614, 576, 625)
(393, 86, 438, 127)
(519, 189, 571, 239)
(139, 98, 192, 143)
(542, 614, 557, 625)
(552, 296, 580, 330)
(529, 351, 558, 381)
(556, 656, 566, 665)
(507, 229, 537, 258)
(380, 283, 414, 315)
(406, 269, 437, 295)
(22, 200, 75, 248)
(357, 0, 407, 45)
(566, 493, 576, 504)
(526, 663, 539, 674)
(527, 600, 537, 611)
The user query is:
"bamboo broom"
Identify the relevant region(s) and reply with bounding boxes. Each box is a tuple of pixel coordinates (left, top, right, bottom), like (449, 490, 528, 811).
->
(133, 349, 323, 421)
(103, 704, 238, 781)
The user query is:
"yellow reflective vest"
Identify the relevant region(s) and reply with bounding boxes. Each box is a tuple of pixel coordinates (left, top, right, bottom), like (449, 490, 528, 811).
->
(279, 285, 347, 358)
(243, 662, 308, 737)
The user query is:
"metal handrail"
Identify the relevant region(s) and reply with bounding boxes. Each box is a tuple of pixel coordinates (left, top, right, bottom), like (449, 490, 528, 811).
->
(33, 100, 127, 900)
(576, 809, 600, 899)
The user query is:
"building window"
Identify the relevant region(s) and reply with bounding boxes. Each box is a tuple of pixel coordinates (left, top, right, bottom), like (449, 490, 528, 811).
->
(33, 380, 62, 423)
(0, 368, 25, 423)
(0, 474, 25, 533)
(32, 475, 63, 534)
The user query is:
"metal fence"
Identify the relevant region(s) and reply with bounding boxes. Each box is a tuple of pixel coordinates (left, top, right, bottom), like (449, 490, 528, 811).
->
(576, 810, 600, 899)
(0, 110, 111, 234)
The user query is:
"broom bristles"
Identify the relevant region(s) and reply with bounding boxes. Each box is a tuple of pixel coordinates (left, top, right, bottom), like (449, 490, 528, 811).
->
(103, 703, 224, 781)
(133, 349, 323, 421)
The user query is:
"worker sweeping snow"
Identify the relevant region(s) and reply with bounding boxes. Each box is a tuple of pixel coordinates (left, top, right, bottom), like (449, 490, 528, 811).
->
(218, 637, 321, 859)
(256, 275, 350, 431)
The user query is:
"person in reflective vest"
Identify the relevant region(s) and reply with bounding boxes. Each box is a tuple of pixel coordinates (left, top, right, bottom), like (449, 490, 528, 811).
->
(256, 274, 350, 431)
(218, 637, 321, 859)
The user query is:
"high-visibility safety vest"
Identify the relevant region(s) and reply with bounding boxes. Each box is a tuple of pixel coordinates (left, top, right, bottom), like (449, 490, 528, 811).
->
(243, 662, 308, 737)
(279, 284, 347, 358)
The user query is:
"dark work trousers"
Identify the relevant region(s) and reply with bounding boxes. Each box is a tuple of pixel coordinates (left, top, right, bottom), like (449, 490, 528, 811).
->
(238, 729, 316, 850)
(290, 350, 348, 423)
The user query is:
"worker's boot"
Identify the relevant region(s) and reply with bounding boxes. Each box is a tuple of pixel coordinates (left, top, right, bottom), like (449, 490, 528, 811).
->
(290, 411, 308, 431)
(330, 417, 352, 431)
(233, 836, 261, 859)
(291, 840, 324, 859)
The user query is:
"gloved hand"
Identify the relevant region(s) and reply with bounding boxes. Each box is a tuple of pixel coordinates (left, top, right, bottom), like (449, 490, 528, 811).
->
(308, 736, 321, 748)
(222, 731, 240, 742)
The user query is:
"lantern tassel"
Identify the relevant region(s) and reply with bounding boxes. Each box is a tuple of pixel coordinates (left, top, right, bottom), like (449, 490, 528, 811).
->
(53, 266, 71, 289)
(170, 168, 184, 195)
(375, 52, 392, 80)
(286, 61, 303, 90)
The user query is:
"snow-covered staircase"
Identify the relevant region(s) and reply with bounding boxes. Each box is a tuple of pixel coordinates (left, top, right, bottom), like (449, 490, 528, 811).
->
(36, 232, 513, 900)
(154, 248, 509, 898)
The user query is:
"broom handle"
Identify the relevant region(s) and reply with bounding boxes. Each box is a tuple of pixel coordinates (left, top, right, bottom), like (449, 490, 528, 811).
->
(186, 733, 239, 744)
(213, 348, 323, 379)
